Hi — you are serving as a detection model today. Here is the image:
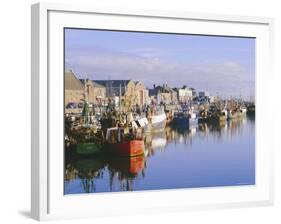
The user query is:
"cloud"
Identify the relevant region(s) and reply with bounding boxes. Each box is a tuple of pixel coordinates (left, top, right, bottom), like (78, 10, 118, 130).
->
(121, 48, 168, 58)
(65, 47, 254, 99)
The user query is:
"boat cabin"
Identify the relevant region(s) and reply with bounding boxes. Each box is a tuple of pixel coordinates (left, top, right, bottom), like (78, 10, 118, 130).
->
(106, 127, 144, 144)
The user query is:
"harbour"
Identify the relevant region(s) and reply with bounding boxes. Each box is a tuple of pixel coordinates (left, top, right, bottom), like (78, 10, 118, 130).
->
(64, 73, 255, 194)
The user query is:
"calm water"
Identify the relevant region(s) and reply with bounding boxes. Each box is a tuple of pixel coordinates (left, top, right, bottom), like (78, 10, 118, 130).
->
(64, 117, 255, 194)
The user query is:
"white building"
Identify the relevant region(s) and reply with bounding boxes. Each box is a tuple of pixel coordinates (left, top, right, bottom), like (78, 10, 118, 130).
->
(178, 87, 193, 103)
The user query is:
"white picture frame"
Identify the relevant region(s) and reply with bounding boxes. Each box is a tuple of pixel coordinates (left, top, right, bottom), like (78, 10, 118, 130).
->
(31, 2, 274, 221)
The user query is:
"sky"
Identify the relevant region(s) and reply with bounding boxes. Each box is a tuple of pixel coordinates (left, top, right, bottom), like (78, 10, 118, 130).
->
(65, 28, 255, 99)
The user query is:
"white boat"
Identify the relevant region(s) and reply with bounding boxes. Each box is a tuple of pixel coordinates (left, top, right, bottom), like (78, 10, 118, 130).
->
(151, 112, 167, 129)
(132, 117, 149, 129)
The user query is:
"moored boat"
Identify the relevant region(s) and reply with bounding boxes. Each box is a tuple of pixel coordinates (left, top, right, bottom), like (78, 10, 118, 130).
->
(207, 108, 227, 123)
(198, 109, 208, 123)
(173, 111, 189, 129)
(227, 109, 239, 120)
(150, 112, 167, 129)
(106, 127, 145, 157)
(246, 104, 255, 117)
(111, 140, 144, 157)
(132, 116, 149, 132)
(173, 108, 198, 129)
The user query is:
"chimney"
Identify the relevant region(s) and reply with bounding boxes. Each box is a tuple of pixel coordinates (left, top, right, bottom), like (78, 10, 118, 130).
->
(153, 84, 156, 89)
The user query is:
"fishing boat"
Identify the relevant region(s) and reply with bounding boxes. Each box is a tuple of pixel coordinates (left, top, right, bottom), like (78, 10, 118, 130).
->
(227, 109, 239, 120)
(198, 109, 208, 123)
(106, 127, 145, 157)
(209, 111, 227, 123)
(173, 107, 198, 129)
(69, 125, 105, 155)
(150, 112, 167, 129)
(246, 104, 255, 117)
(173, 111, 189, 129)
(219, 109, 228, 122)
(132, 116, 149, 131)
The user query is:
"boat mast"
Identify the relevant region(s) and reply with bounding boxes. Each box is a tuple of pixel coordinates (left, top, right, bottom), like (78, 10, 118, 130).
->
(82, 76, 89, 125)
(119, 83, 122, 109)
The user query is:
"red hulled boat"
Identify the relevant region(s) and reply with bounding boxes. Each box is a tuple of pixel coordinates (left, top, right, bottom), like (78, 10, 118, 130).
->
(113, 140, 144, 157)
(106, 127, 145, 157)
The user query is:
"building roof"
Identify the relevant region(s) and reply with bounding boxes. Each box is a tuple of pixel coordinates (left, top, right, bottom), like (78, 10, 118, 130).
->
(92, 80, 132, 97)
(92, 81, 106, 88)
(158, 85, 176, 93)
(65, 70, 84, 90)
(79, 79, 88, 87)
(92, 80, 131, 88)
(78, 79, 107, 89)
(148, 84, 177, 96)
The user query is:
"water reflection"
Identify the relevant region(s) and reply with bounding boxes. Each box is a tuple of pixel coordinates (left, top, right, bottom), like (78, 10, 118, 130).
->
(65, 116, 255, 194)
(65, 159, 106, 193)
(108, 156, 146, 191)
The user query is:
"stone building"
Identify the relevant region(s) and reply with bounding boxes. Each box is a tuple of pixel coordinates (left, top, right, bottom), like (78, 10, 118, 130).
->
(149, 84, 178, 105)
(135, 81, 149, 106)
(65, 70, 84, 106)
(80, 79, 106, 105)
(64, 71, 148, 108)
(92, 81, 107, 105)
(92, 80, 148, 107)
(93, 80, 133, 98)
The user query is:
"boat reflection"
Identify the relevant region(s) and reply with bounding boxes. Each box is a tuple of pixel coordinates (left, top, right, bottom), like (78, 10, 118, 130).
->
(65, 155, 146, 193)
(65, 116, 252, 193)
(65, 158, 106, 193)
(107, 156, 146, 191)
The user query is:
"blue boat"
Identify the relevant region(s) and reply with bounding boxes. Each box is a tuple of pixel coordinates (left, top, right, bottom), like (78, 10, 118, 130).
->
(173, 110, 198, 129)
(173, 111, 189, 129)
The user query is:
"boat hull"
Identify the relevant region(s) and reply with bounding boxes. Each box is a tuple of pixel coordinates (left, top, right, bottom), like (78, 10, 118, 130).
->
(76, 142, 103, 155)
(108, 140, 145, 157)
(174, 116, 189, 129)
(198, 117, 208, 123)
(173, 116, 198, 129)
(208, 115, 226, 123)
